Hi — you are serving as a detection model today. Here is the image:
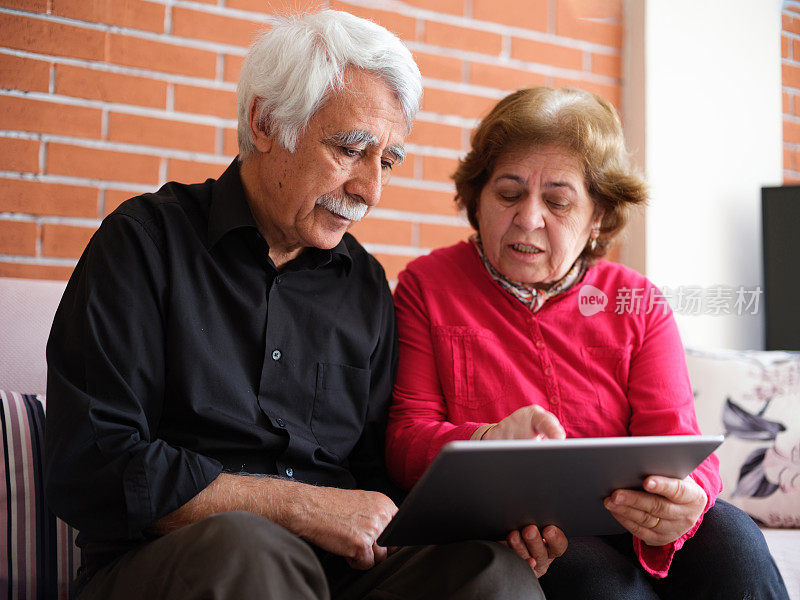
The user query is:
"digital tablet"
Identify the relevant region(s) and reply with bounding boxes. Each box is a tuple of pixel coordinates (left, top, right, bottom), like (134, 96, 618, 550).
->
(378, 435, 724, 546)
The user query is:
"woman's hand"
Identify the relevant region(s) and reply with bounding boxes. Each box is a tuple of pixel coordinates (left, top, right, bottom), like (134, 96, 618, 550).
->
(504, 524, 568, 578)
(604, 475, 708, 546)
(474, 405, 566, 441)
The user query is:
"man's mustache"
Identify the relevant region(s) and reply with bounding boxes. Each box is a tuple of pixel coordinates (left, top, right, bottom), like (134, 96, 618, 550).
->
(315, 193, 368, 222)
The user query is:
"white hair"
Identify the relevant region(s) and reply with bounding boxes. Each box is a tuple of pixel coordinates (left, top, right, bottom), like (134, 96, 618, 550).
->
(237, 10, 422, 158)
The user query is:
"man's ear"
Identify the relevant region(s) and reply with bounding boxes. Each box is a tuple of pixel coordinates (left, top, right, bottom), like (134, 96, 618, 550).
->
(249, 97, 274, 153)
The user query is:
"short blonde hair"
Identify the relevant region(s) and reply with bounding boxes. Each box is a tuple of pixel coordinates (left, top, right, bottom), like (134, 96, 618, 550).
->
(453, 87, 647, 260)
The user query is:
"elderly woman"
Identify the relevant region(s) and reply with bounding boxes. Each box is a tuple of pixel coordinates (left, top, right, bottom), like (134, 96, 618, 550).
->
(385, 87, 788, 599)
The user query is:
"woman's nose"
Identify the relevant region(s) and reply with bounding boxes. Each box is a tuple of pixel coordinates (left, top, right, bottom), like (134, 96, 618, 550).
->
(513, 195, 546, 231)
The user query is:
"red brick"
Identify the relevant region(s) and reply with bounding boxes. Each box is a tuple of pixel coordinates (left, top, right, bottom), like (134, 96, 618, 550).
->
(41, 223, 96, 259)
(403, 0, 465, 16)
(107, 33, 217, 79)
(422, 155, 459, 183)
(223, 54, 245, 83)
(0, 179, 98, 218)
(329, 1, 416, 41)
(0, 13, 106, 61)
(0, 220, 38, 255)
(0, 54, 50, 93)
(424, 21, 502, 56)
(783, 35, 791, 60)
(511, 38, 583, 71)
(0, 96, 102, 138)
(55, 65, 167, 109)
(389, 154, 416, 180)
(793, 96, 800, 117)
(174, 85, 237, 119)
(379, 185, 457, 215)
(473, 0, 547, 32)
(414, 51, 463, 82)
(47, 143, 161, 185)
(407, 121, 463, 150)
(0, 262, 74, 280)
(348, 218, 414, 246)
(784, 148, 797, 172)
(166, 159, 226, 184)
(783, 14, 800, 36)
(373, 253, 417, 281)
(592, 53, 621, 78)
(469, 63, 547, 91)
(553, 77, 620, 109)
(792, 41, 800, 70)
(51, 0, 165, 33)
(223, 128, 239, 157)
(225, 0, 319, 11)
(784, 119, 800, 145)
(422, 88, 497, 120)
(107, 113, 217, 153)
(0, 138, 40, 173)
(783, 63, 800, 89)
(556, 0, 622, 48)
(784, 92, 792, 115)
(172, 6, 262, 47)
(1, 0, 47, 10)
(419, 222, 472, 247)
(104, 189, 141, 216)
(784, 174, 800, 185)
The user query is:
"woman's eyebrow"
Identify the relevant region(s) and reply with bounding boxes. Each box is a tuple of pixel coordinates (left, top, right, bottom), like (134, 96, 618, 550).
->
(544, 181, 577, 192)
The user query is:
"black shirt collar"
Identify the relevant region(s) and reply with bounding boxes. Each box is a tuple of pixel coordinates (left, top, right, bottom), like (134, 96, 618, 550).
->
(208, 158, 352, 272)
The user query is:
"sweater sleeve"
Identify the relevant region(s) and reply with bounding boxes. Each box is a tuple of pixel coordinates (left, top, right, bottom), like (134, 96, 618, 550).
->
(626, 280, 722, 577)
(385, 267, 485, 490)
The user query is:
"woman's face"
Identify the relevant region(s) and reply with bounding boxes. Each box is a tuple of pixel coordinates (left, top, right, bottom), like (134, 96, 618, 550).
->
(476, 145, 602, 286)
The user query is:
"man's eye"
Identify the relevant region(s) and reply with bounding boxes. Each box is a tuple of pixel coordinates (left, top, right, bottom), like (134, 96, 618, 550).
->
(340, 147, 361, 158)
(381, 160, 394, 171)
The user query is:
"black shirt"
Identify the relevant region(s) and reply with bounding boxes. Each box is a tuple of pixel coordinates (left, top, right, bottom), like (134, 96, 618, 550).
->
(44, 159, 398, 568)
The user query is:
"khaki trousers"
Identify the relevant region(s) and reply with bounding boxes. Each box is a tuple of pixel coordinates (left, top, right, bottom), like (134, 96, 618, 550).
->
(78, 511, 545, 600)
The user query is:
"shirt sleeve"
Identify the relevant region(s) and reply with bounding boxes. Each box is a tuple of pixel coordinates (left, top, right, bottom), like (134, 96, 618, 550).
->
(346, 272, 405, 502)
(385, 268, 485, 490)
(626, 280, 722, 578)
(44, 212, 223, 541)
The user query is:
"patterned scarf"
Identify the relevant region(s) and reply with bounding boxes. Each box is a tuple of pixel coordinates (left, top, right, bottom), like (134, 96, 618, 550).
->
(470, 233, 586, 313)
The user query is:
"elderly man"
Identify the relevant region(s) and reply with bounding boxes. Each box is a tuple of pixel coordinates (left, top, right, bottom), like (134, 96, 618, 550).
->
(44, 10, 553, 600)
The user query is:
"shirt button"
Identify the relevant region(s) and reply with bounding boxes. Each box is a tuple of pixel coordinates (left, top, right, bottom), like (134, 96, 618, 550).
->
(276, 417, 285, 428)
(272, 349, 281, 361)
(544, 367, 552, 376)
(285, 467, 293, 477)
(550, 396, 559, 404)
(535, 340, 544, 348)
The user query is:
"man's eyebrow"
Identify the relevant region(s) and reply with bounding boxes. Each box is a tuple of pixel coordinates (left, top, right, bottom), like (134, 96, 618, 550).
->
(324, 130, 405, 164)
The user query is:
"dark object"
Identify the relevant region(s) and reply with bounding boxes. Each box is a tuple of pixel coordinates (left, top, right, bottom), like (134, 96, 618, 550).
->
(762, 186, 800, 350)
(378, 435, 724, 546)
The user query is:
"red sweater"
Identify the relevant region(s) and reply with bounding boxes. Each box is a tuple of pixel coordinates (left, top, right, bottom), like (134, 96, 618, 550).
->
(386, 241, 721, 577)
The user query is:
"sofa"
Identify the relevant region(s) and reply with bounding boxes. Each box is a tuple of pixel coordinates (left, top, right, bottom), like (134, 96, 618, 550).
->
(1, 276, 798, 598)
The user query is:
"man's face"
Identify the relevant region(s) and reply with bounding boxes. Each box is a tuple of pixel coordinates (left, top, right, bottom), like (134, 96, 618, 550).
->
(243, 68, 407, 266)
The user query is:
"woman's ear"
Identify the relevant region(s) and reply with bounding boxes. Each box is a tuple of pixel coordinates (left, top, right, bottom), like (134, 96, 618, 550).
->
(249, 97, 273, 154)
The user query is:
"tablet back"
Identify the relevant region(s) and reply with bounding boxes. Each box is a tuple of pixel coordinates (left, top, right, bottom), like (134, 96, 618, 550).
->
(378, 435, 723, 546)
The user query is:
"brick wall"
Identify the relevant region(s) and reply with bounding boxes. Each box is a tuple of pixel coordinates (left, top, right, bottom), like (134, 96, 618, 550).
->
(784, 1, 800, 183)
(0, 0, 622, 282)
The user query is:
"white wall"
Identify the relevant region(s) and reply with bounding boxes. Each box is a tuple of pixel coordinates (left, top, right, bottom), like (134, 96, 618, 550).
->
(624, 0, 783, 350)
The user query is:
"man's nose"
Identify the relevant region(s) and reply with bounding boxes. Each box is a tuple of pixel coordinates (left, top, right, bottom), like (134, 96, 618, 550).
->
(344, 158, 384, 208)
(513, 195, 546, 231)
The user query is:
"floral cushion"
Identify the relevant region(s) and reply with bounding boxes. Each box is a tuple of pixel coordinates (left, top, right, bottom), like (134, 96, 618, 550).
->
(686, 349, 800, 528)
(1, 390, 80, 599)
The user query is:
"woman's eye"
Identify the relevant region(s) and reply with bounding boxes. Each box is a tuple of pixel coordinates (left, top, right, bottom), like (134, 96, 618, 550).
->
(546, 199, 569, 209)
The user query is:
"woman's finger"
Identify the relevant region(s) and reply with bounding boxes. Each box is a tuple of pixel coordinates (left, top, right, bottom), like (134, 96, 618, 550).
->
(542, 526, 568, 558)
(506, 529, 531, 561)
(521, 525, 548, 567)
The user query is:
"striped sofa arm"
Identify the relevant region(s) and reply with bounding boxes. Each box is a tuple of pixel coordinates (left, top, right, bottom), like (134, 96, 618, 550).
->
(1, 390, 80, 600)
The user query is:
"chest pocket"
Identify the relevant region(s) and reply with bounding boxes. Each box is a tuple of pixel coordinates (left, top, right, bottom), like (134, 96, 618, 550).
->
(432, 326, 509, 410)
(311, 362, 370, 459)
(579, 345, 632, 433)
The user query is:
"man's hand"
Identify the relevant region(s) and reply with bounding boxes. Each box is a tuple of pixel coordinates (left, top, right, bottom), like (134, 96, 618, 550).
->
(604, 475, 707, 546)
(295, 486, 398, 570)
(476, 405, 566, 441)
(504, 524, 567, 577)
